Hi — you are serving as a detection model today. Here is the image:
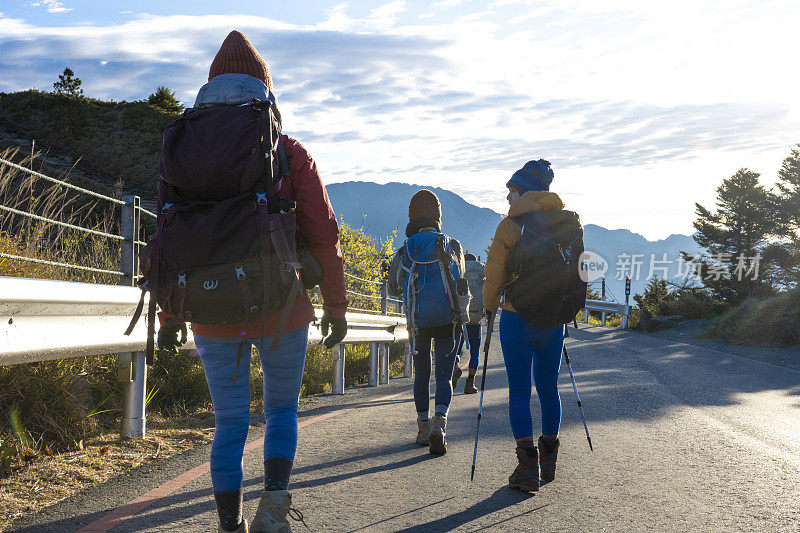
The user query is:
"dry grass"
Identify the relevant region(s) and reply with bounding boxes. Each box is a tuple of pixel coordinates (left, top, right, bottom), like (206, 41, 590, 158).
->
(0, 413, 214, 532)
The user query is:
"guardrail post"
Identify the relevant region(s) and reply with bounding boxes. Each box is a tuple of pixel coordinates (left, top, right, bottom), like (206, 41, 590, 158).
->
(404, 342, 413, 378)
(379, 342, 389, 384)
(333, 344, 346, 394)
(120, 351, 147, 438)
(120, 195, 141, 288)
(380, 280, 388, 315)
(601, 277, 607, 326)
(369, 342, 379, 387)
(120, 196, 144, 438)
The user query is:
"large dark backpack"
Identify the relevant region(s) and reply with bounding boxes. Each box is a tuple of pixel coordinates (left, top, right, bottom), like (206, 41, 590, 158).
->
(504, 210, 586, 326)
(128, 100, 321, 358)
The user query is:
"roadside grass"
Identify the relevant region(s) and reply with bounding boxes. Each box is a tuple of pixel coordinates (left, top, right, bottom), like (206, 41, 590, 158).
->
(708, 290, 800, 347)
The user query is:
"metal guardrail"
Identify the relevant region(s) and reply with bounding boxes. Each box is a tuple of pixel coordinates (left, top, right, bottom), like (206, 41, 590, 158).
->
(584, 299, 632, 329)
(0, 276, 410, 438)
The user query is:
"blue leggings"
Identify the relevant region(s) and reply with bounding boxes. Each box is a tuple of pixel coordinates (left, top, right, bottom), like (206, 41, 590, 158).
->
(456, 323, 482, 370)
(194, 327, 308, 492)
(500, 310, 564, 439)
(413, 332, 460, 418)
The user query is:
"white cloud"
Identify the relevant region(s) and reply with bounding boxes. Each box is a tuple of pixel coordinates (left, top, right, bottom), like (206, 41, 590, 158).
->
(28, 1, 72, 13)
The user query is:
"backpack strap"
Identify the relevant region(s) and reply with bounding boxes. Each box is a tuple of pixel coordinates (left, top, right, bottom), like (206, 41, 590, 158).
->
(434, 235, 461, 325)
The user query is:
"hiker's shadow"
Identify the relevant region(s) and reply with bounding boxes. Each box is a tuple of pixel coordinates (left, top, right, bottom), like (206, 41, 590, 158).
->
(393, 486, 548, 533)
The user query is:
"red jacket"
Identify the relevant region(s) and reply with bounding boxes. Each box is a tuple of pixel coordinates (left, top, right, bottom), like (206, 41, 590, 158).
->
(162, 134, 347, 338)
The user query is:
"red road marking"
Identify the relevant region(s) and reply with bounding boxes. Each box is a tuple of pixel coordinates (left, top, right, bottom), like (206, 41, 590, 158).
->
(77, 391, 407, 533)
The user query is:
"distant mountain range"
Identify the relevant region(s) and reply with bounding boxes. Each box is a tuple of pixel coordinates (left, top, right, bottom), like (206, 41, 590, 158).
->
(327, 181, 703, 298)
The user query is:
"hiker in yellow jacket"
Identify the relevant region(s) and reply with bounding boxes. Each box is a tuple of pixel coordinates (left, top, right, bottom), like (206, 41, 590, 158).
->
(484, 159, 566, 492)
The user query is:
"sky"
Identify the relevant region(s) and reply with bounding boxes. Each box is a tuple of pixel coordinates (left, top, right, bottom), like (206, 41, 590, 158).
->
(1, 1, 799, 240)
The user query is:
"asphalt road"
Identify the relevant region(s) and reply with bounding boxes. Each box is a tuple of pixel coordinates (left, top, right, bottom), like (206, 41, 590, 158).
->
(10, 323, 800, 532)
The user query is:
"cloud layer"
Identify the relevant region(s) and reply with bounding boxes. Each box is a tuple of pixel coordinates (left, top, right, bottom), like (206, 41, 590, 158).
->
(0, 2, 798, 238)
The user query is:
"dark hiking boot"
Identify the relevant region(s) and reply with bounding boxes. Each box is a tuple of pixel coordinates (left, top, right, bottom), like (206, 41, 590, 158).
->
(219, 520, 249, 533)
(538, 436, 560, 482)
(416, 419, 430, 446)
(508, 447, 539, 492)
(452, 365, 462, 391)
(463, 374, 478, 394)
(429, 415, 447, 455)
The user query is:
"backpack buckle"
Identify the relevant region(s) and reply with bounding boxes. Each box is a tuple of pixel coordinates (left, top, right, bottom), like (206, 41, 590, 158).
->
(256, 193, 268, 206)
(177, 273, 186, 288)
(162, 203, 173, 214)
(235, 266, 246, 280)
(281, 262, 293, 273)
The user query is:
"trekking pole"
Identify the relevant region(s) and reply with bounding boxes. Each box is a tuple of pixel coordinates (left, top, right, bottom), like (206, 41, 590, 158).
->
(470, 309, 497, 481)
(563, 325, 593, 451)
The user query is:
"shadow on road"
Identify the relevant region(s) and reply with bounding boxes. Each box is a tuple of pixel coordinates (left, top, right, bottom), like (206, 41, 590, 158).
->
(392, 486, 546, 532)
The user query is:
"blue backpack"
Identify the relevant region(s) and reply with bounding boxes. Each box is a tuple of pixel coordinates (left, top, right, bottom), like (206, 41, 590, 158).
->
(397, 230, 470, 334)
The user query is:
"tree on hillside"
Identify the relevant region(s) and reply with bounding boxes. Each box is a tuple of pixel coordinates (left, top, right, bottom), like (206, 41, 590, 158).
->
(148, 86, 185, 113)
(771, 145, 800, 289)
(53, 67, 83, 96)
(686, 168, 781, 303)
(633, 277, 676, 316)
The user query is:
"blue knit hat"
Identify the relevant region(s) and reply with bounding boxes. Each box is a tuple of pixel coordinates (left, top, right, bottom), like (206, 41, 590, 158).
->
(507, 159, 554, 192)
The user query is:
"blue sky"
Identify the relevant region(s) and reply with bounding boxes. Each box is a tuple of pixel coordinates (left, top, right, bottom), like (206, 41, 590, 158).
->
(2, 1, 799, 239)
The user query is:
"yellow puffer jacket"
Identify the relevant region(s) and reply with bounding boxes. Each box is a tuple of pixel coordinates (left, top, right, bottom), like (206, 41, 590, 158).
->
(483, 191, 565, 313)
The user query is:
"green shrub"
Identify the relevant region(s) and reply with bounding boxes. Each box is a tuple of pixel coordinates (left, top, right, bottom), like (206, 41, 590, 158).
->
(709, 290, 800, 346)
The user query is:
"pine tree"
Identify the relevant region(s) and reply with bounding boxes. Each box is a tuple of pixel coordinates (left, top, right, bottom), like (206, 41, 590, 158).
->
(53, 67, 83, 96)
(687, 169, 781, 303)
(147, 86, 185, 113)
(763, 146, 800, 289)
(633, 277, 676, 316)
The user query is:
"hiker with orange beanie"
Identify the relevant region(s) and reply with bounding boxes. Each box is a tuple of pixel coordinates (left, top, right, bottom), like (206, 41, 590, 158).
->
(153, 31, 347, 532)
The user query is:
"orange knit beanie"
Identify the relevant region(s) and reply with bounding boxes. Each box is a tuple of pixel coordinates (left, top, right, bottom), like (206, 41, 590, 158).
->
(208, 30, 272, 89)
(408, 189, 441, 223)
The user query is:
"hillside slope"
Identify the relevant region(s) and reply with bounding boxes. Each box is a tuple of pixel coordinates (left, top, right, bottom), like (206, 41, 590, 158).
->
(0, 90, 178, 197)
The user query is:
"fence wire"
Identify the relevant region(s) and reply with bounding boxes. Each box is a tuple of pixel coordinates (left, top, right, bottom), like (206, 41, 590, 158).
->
(345, 272, 382, 285)
(0, 156, 125, 206)
(0, 203, 124, 241)
(0, 252, 124, 276)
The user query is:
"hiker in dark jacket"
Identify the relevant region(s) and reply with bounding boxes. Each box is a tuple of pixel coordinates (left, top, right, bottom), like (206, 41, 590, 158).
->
(156, 31, 347, 533)
(484, 159, 565, 493)
(456, 253, 485, 394)
(388, 190, 466, 455)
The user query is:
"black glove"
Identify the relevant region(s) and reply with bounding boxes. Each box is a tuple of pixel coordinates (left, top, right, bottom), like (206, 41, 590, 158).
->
(321, 310, 347, 349)
(157, 323, 187, 355)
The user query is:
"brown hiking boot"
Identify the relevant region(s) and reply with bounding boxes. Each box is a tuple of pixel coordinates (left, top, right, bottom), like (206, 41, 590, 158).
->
(508, 447, 539, 492)
(251, 491, 294, 533)
(463, 374, 478, 394)
(416, 419, 430, 446)
(428, 415, 447, 455)
(538, 436, 560, 482)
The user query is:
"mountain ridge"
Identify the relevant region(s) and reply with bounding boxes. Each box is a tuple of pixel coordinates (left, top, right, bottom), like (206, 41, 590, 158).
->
(328, 181, 703, 297)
